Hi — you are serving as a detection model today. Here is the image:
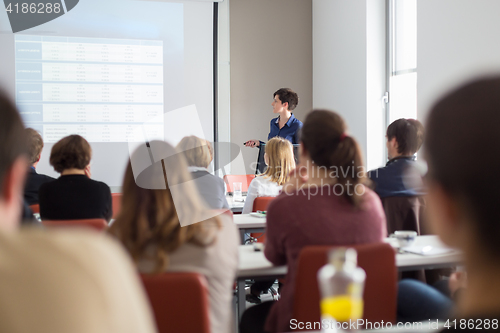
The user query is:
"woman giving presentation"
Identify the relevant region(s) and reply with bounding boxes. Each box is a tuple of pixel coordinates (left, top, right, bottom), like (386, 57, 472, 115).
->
(244, 88, 303, 148)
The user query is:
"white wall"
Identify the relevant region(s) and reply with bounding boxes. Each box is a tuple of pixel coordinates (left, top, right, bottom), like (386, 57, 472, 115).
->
(313, 0, 386, 170)
(217, 0, 231, 176)
(229, 0, 313, 175)
(418, 0, 500, 121)
(366, 0, 387, 170)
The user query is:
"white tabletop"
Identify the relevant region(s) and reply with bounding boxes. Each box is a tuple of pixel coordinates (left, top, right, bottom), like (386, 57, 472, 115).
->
(226, 195, 245, 208)
(237, 235, 462, 279)
(237, 244, 287, 278)
(233, 214, 266, 229)
(387, 235, 462, 271)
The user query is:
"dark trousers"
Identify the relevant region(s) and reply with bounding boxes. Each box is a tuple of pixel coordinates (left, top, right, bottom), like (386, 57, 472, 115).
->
(250, 280, 276, 295)
(397, 279, 453, 323)
(240, 301, 275, 333)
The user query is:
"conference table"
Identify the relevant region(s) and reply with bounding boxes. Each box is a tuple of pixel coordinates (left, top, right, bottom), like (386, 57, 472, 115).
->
(234, 217, 463, 320)
(233, 213, 265, 243)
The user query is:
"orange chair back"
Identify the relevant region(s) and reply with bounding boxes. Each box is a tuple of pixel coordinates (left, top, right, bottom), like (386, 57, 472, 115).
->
(140, 272, 210, 333)
(250, 196, 275, 243)
(223, 174, 255, 193)
(42, 219, 108, 231)
(111, 193, 122, 219)
(252, 196, 274, 212)
(293, 243, 397, 329)
(29, 204, 40, 214)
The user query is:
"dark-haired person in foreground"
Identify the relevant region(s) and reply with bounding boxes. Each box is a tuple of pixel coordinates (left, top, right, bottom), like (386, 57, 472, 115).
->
(39, 135, 112, 221)
(244, 88, 303, 148)
(425, 77, 500, 331)
(23, 128, 55, 205)
(0, 90, 156, 333)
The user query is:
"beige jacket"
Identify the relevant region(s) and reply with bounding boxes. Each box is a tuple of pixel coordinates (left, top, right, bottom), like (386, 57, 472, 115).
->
(0, 228, 157, 333)
(138, 214, 240, 333)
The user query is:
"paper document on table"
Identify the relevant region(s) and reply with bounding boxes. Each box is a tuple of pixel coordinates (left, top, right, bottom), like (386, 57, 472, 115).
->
(402, 245, 455, 256)
(250, 212, 266, 218)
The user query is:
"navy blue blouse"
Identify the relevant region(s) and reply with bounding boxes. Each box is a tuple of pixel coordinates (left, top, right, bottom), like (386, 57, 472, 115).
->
(368, 156, 426, 199)
(265, 113, 303, 145)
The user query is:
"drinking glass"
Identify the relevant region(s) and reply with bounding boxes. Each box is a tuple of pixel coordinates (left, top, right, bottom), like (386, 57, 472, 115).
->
(233, 182, 243, 201)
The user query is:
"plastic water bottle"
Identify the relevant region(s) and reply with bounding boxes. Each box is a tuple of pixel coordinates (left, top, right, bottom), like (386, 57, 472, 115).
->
(317, 248, 366, 332)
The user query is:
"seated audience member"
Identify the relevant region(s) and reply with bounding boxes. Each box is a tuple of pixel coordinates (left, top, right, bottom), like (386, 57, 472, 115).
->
(424, 77, 500, 330)
(368, 119, 427, 235)
(0, 90, 156, 333)
(368, 118, 425, 198)
(176, 136, 229, 209)
(39, 135, 112, 221)
(243, 137, 295, 304)
(23, 128, 55, 205)
(242, 137, 295, 214)
(108, 141, 239, 333)
(240, 110, 386, 333)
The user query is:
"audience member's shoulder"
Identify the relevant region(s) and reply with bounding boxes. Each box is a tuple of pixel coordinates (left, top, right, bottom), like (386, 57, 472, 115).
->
(46, 176, 56, 184)
(217, 212, 239, 238)
(0, 228, 131, 270)
(38, 177, 55, 192)
(40, 173, 56, 182)
(0, 228, 156, 333)
(359, 185, 383, 209)
(89, 177, 111, 192)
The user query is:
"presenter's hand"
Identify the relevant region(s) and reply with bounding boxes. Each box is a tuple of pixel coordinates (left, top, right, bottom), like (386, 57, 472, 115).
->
(244, 139, 260, 148)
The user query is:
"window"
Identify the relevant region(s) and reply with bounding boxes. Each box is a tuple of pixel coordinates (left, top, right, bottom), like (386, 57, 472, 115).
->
(387, 0, 417, 124)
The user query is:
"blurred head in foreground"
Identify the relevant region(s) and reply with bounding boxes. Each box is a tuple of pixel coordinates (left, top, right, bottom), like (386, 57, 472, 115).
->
(0, 90, 27, 230)
(425, 77, 500, 315)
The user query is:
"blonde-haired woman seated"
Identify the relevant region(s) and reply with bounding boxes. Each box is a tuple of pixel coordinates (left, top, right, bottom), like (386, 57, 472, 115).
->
(176, 136, 229, 210)
(108, 141, 239, 333)
(242, 137, 295, 214)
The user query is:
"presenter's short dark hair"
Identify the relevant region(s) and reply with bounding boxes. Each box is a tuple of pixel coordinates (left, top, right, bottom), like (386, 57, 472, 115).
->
(0, 90, 27, 197)
(274, 88, 299, 111)
(50, 135, 92, 173)
(386, 118, 424, 155)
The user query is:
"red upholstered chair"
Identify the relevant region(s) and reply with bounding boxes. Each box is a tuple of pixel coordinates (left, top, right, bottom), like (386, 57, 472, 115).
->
(380, 196, 426, 235)
(252, 196, 274, 212)
(293, 243, 397, 330)
(42, 218, 108, 231)
(140, 273, 211, 333)
(29, 204, 40, 214)
(250, 196, 275, 244)
(223, 174, 255, 193)
(111, 193, 122, 219)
